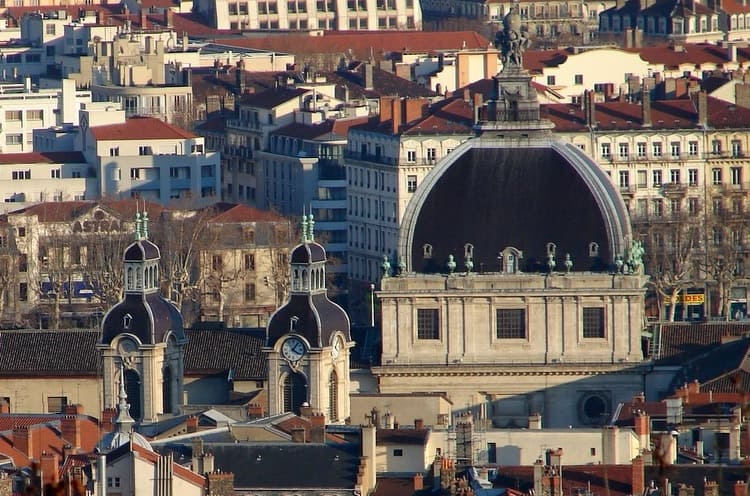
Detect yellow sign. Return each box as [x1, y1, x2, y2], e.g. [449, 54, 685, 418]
[663, 293, 705, 304]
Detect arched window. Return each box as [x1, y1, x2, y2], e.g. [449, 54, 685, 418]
[162, 366, 172, 414]
[301, 269, 308, 290]
[464, 243, 474, 259]
[124, 369, 142, 421]
[589, 242, 600, 257]
[328, 370, 338, 422]
[293, 269, 300, 290]
[283, 373, 307, 414]
[126, 267, 133, 289]
[423, 244, 433, 259]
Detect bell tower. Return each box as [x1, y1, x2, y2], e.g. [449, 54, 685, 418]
[264, 214, 353, 423]
[98, 208, 186, 424]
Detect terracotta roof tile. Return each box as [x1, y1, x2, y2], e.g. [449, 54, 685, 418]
[402, 97, 474, 135]
[0, 152, 86, 165]
[5, 200, 165, 223]
[272, 116, 368, 141]
[90, 116, 196, 141]
[624, 43, 750, 68]
[495, 465, 634, 496]
[206, 202, 287, 223]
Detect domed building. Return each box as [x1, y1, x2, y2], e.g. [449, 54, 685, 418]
[98, 212, 186, 424]
[264, 215, 353, 423]
[373, 16, 649, 429]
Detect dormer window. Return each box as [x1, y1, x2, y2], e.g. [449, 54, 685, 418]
[123, 314, 132, 329]
[589, 242, 599, 257]
[423, 244, 433, 259]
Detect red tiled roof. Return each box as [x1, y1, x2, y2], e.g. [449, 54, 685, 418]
[402, 97, 474, 135]
[215, 30, 490, 57]
[373, 477, 422, 496]
[496, 465, 634, 496]
[90, 116, 196, 141]
[543, 95, 750, 132]
[206, 202, 287, 223]
[273, 116, 368, 140]
[523, 49, 569, 73]
[624, 43, 750, 68]
[718, 0, 750, 15]
[5, 4, 120, 21]
[0, 151, 86, 165]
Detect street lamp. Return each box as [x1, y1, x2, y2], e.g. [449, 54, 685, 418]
[370, 283, 375, 327]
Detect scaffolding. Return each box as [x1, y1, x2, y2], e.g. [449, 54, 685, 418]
[448, 411, 488, 469]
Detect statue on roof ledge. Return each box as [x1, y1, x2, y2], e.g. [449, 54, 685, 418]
[494, 8, 530, 70]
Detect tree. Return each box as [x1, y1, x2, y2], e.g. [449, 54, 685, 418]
[0, 225, 18, 325]
[37, 229, 79, 328]
[83, 231, 132, 311]
[636, 207, 699, 322]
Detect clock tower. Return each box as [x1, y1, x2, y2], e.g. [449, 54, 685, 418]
[265, 214, 352, 423]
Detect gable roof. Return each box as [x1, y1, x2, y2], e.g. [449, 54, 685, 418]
[0, 330, 100, 377]
[0, 152, 86, 165]
[237, 87, 308, 109]
[656, 322, 750, 366]
[183, 328, 266, 380]
[272, 116, 369, 141]
[106, 442, 206, 487]
[495, 465, 634, 496]
[90, 116, 196, 141]
[4, 200, 165, 224]
[206, 202, 287, 223]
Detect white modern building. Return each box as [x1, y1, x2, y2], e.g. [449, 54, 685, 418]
[0, 78, 91, 153]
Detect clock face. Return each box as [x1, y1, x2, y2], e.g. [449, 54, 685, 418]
[282, 336, 306, 361]
[331, 336, 343, 359]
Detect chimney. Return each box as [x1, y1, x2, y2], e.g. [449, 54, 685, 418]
[182, 32, 188, 52]
[64, 404, 84, 415]
[291, 427, 306, 443]
[705, 481, 719, 496]
[61, 415, 82, 450]
[413, 473, 424, 491]
[528, 413, 542, 429]
[414, 418, 424, 430]
[300, 403, 313, 419]
[634, 411, 651, 449]
[632, 456, 645, 496]
[634, 392, 646, 403]
[140, 10, 147, 30]
[698, 92, 708, 128]
[679, 484, 695, 496]
[584, 90, 596, 128]
[473, 92, 484, 123]
[0, 399, 9, 414]
[625, 28, 634, 48]
[364, 62, 374, 90]
[202, 452, 215, 474]
[463, 87, 471, 102]
[101, 408, 116, 432]
[642, 88, 652, 127]
[40, 452, 59, 487]
[13, 426, 33, 456]
[206, 471, 235, 496]
[379, 96, 393, 124]
[310, 413, 326, 443]
[236, 59, 246, 94]
[247, 403, 263, 418]
[533, 458, 545, 496]
[360, 425, 376, 492]
[391, 97, 402, 135]
[734, 481, 747, 496]
[186, 416, 198, 433]
[403, 98, 429, 124]
[165, 9, 174, 28]
[602, 426, 618, 464]
[735, 83, 750, 109]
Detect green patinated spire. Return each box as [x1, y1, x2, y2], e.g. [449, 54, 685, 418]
[301, 214, 308, 243]
[142, 210, 149, 239]
[134, 212, 142, 240]
[308, 213, 315, 242]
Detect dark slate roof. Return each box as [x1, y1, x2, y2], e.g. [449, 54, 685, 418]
[266, 293, 350, 348]
[327, 65, 437, 100]
[199, 442, 360, 489]
[656, 323, 750, 366]
[673, 338, 750, 393]
[123, 239, 160, 261]
[290, 241, 326, 263]
[410, 147, 611, 273]
[0, 330, 99, 377]
[376, 429, 429, 445]
[184, 328, 266, 380]
[237, 87, 308, 109]
[101, 292, 184, 345]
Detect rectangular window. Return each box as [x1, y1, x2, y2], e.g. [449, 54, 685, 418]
[670, 169, 680, 183]
[109, 147, 119, 156]
[244, 253, 255, 270]
[547, 75, 556, 85]
[27, 109, 43, 120]
[731, 167, 742, 185]
[47, 396, 67, 413]
[688, 169, 698, 186]
[496, 309, 526, 339]
[688, 141, 698, 156]
[582, 307, 605, 338]
[712, 168, 723, 185]
[488, 443, 497, 463]
[600, 143, 611, 159]
[732, 140, 742, 157]
[12, 170, 31, 180]
[19, 282, 27, 301]
[713, 198, 723, 215]
[17, 227, 26, 237]
[652, 170, 662, 187]
[393, 449, 404, 456]
[407, 175, 417, 193]
[51, 169, 61, 179]
[138, 145, 152, 155]
[212, 254, 223, 271]
[712, 139, 722, 155]
[733, 197, 743, 215]
[6, 134, 22, 146]
[426, 148, 437, 163]
[688, 197, 699, 215]
[406, 150, 416, 163]
[417, 308, 440, 340]
[619, 171, 629, 188]
[244, 283, 256, 302]
[637, 142, 646, 158]
[670, 198, 680, 215]
[637, 170, 647, 187]
[652, 199, 663, 217]
[130, 169, 141, 180]
[670, 142, 680, 158]
[18, 254, 27, 272]
[5, 110, 21, 121]
[652, 142, 662, 157]
[618, 143, 629, 159]
[574, 74, 583, 85]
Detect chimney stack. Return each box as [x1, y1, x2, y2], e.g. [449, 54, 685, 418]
[642, 88, 652, 127]
[698, 92, 708, 128]
[186, 416, 198, 433]
[414, 418, 424, 429]
[165, 9, 174, 28]
[734, 481, 747, 496]
[61, 415, 82, 450]
[310, 412, 326, 443]
[634, 411, 651, 450]
[364, 62, 374, 91]
[13, 426, 33, 456]
[584, 90, 596, 128]
[291, 427, 306, 443]
[413, 473, 424, 491]
[101, 408, 116, 433]
[391, 97, 402, 135]
[40, 452, 59, 487]
[632, 456, 645, 496]
[140, 10, 147, 30]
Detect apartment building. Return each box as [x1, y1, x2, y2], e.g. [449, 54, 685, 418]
[193, 0, 422, 31]
[345, 95, 474, 284]
[0, 78, 90, 153]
